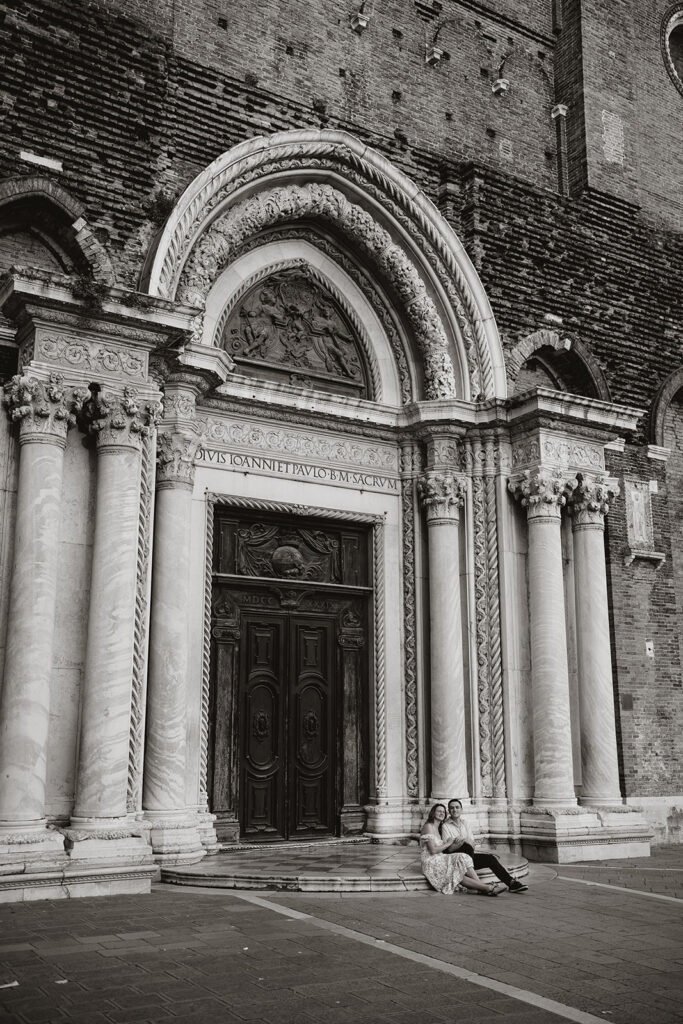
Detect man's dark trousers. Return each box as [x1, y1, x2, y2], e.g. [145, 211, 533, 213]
[458, 842, 515, 887]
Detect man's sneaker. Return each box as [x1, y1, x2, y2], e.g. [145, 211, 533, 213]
[508, 880, 528, 893]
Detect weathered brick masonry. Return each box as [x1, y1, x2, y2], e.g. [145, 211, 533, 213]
[0, 0, 681, 807]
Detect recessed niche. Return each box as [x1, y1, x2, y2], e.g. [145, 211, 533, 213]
[662, 5, 683, 95]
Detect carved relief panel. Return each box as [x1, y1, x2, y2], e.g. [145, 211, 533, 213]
[220, 267, 369, 398]
[216, 514, 369, 587]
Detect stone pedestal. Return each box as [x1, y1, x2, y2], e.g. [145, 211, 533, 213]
[510, 470, 576, 807]
[568, 474, 623, 806]
[0, 375, 87, 871]
[418, 468, 469, 801]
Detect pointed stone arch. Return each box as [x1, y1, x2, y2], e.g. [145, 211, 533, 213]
[145, 130, 505, 403]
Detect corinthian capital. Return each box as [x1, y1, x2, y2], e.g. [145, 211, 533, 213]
[508, 468, 573, 521]
[4, 373, 89, 445]
[156, 429, 203, 489]
[565, 472, 619, 528]
[417, 471, 467, 523]
[85, 385, 162, 451]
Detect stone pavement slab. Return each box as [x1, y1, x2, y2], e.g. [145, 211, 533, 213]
[0, 850, 680, 1024]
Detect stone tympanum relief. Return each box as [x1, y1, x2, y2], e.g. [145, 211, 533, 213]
[221, 267, 368, 398]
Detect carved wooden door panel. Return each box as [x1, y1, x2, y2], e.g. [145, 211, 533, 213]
[241, 616, 287, 839]
[289, 617, 335, 838]
[240, 612, 336, 840]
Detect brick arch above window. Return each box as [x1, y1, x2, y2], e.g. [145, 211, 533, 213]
[0, 176, 115, 284]
[651, 365, 683, 447]
[506, 329, 611, 401]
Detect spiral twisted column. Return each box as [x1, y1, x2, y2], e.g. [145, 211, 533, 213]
[509, 468, 577, 806]
[418, 467, 469, 801]
[0, 374, 88, 836]
[143, 377, 206, 863]
[566, 473, 622, 806]
[72, 386, 161, 829]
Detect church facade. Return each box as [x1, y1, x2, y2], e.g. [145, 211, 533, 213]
[0, 0, 681, 900]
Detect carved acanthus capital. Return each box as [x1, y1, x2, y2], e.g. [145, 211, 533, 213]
[4, 373, 89, 445]
[418, 471, 467, 523]
[565, 472, 619, 528]
[508, 468, 573, 521]
[84, 385, 162, 451]
[156, 428, 203, 488]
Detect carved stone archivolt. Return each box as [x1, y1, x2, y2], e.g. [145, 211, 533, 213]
[418, 470, 467, 522]
[178, 182, 456, 401]
[4, 373, 89, 443]
[147, 131, 505, 401]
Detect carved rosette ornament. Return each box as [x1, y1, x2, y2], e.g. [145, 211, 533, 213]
[156, 429, 203, 489]
[84, 386, 162, 451]
[418, 471, 467, 523]
[565, 473, 619, 529]
[508, 468, 574, 521]
[4, 373, 90, 445]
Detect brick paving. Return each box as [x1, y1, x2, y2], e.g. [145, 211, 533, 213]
[0, 850, 680, 1024]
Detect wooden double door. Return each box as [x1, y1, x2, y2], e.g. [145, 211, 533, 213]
[209, 510, 370, 842]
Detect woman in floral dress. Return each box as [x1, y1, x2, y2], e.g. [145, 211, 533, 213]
[420, 804, 501, 895]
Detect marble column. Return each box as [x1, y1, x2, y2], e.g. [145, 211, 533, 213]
[0, 375, 87, 844]
[72, 386, 160, 835]
[567, 473, 622, 806]
[142, 404, 205, 863]
[418, 469, 469, 800]
[509, 469, 576, 806]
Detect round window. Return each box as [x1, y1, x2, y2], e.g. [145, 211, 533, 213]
[662, 5, 683, 95]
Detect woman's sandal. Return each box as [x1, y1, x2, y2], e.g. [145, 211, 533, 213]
[480, 883, 503, 896]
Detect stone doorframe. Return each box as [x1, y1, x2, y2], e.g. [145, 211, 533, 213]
[201, 494, 387, 829]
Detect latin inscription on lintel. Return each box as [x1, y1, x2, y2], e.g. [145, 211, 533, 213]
[196, 447, 399, 493]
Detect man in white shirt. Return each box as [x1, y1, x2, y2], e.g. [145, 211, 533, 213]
[441, 798, 528, 893]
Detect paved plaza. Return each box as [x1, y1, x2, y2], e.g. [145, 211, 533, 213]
[0, 848, 681, 1024]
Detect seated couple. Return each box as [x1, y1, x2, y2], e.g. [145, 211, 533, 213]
[420, 799, 529, 896]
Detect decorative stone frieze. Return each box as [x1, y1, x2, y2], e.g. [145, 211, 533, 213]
[83, 385, 162, 451]
[508, 468, 573, 520]
[565, 472, 619, 528]
[4, 373, 89, 444]
[156, 429, 203, 489]
[418, 471, 467, 522]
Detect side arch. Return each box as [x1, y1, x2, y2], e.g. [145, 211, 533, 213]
[651, 365, 683, 446]
[144, 130, 506, 403]
[0, 176, 115, 284]
[507, 329, 611, 400]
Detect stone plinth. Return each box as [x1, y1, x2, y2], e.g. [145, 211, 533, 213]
[519, 808, 652, 863]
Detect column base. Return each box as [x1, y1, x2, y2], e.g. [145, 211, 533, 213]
[63, 817, 155, 869]
[519, 806, 653, 863]
[364, 800, 414, 841]
[340, 805, 366, 836]
[0, 821, 68, 877]
[144, 810, 206, 865]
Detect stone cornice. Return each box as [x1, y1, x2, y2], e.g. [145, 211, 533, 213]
[0, 267, 198, 348]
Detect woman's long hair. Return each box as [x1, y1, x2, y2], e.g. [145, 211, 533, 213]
[426, 802, 447, 835]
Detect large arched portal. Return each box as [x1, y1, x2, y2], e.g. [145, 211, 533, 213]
[143, 130, 506, 843]
[138, 130, 651, 859]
